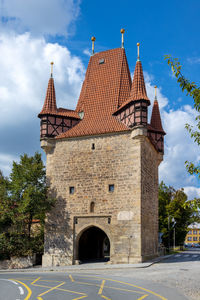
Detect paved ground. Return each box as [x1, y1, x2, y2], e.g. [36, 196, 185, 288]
[0, 249, 199, 300]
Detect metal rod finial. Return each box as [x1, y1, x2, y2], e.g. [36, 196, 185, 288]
[91, 36, 96, 55]
[137, 43, 140, 61]
[50, 62, 54, 77]
[120, 28, 125, 48]
[154, 85, 157, 100]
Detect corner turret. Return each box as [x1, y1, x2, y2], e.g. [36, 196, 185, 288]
[38, 62, 80, 140]
[148, 86, 166, 153]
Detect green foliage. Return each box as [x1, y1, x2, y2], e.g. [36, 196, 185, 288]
[159, 182, 195, 248]
[164, 55, 200, 178]
[0, 152, 55, 259]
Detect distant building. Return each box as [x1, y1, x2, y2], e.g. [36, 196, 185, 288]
[185, 223, 200, 245]
[38, 38, 165, 267]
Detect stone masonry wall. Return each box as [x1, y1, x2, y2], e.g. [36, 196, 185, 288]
[42, 130, 160, 266]
[141, 137, 160, 260]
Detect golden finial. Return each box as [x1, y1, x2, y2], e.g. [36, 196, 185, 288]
[137, 43, 140, 61]
[154, 85, 157, 100]
[120, 28, 125, 48]
[50, 62, 54, 77]
[91, 36, 96, 55]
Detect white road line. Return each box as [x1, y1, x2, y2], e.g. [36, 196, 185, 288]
[18, 286, 24, 295]
[175, 254, 181, 257]
[184, 255, 189, 257]
[0, 279, 18, 285]
[193, 255, 198, 257]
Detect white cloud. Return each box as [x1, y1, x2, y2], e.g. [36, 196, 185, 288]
[183, 186, 200, 200]
[83, 48, 91, 57]
[159, 106, 199, 189]
[0, 32, 85, 127]
[0, 0, 80, 36]
[144, 71, 168, 110]
[0, 153, 18, 176]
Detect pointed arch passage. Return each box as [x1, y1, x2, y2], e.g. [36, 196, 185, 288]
[78, 226, 110, 262]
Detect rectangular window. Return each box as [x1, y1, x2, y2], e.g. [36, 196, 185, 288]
[109, 184, 114, 192]
[193, 237, 197, 241]
[187, 237, 192, 241]
[193, 230, 197, 234]
[69, 186, 75, 194]
[188, 231, 192, 235]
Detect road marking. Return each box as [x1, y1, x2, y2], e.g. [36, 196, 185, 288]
[38, 281, 65, 297]
[12, 280, 32, 300]
[18, 286, 24, 295]
[184, 255, 189, 257]
[101, 295, 111, 300]
[72, 296, 88, 300]
[37, 297, 43, 300]
[34, 283, 87, 296]
[0, 279, 18, 285]
[77, 275, 167, 300]
[193, 255, 198, 257]
[69, 274, 75, 282]
[31, 277, 41, 284]
[137, 295, 149, 300]
[98, 280, 106, 294]
[175, 254, 181, 257]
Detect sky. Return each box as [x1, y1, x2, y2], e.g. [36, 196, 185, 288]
[0, 0, 200, 200]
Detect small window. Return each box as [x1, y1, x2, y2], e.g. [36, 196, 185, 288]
[193, 237, 197, 241]
[92, 143, 95, 150]
[193, 230, 197, 234]
[109, 184, 114, 192]
[90, 201, 95, 213]
[188, 230, 192, 235]
[99, 58, 104, 64]
[187, 237, 192, 241]
[69, 186, 75, 194]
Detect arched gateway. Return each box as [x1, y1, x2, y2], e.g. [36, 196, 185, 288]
[78, 226, 110, 262]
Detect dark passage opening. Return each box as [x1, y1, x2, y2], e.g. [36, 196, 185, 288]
[78, 226, 110, 263]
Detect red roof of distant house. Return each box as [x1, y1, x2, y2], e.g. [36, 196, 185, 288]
[57, 48, 132, 139]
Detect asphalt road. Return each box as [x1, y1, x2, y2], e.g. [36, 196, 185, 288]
[0, 249, 199, 300]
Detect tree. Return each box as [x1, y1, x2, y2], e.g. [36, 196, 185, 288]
[0, 152, 55, 258]
[159, 182, 195, 249]
[9, 152, 55, 238]
[165, 55, 200, 178]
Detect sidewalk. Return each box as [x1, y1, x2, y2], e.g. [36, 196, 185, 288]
[0, 254, 173, 273]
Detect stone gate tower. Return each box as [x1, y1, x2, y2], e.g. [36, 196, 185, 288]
[38, 38, 165, 267]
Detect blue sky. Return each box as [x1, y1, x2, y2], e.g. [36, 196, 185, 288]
[0, 0, 200, 199]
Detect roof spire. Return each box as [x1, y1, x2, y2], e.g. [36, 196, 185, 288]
[39, 64, 57, 115]
[120, 28, 125, 48]
[137, 43, 140, 61]
[150, 88, 165, 133]
[154, 85, 157, 100]
[50, 61, 54, 78]
[91, 36, 96, 55]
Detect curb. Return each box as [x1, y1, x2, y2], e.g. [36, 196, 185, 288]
[0, 254, 174, 273]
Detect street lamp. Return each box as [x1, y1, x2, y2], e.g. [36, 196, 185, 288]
[172, 217, 176, 250]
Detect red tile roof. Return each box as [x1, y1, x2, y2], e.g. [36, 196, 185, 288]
[56, 108, 80, 119]
[150, 99, 165, 134]
[39, 77, 57, 115]
[114, 60, 150, 113]
[57, 48, 131, 139]
[38, 77, 80, 119]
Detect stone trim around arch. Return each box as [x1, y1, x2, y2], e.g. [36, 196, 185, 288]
[74, 223, 112, 263]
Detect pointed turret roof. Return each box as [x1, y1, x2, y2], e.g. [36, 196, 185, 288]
[39, 76, 57, 115]
[129, 60, 150, 103]
[113, 57, 150, 115]
[150, 98, 165, 134]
